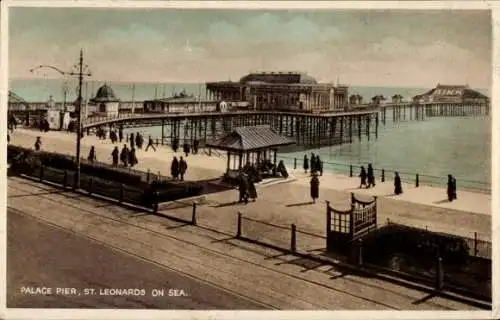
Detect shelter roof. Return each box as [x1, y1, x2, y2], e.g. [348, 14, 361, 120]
[91, 84, 119, 103]
[9, 91, 28, 105]
[206, 125, 295, 152]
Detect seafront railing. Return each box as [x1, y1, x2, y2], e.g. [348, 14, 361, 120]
[278, 155, 491, 193]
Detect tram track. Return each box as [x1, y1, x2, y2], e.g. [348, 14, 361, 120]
[7, 177, 475, 310]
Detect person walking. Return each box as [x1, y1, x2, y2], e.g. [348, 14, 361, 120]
[179, 156, 187, 181]
[34, 136, 42, 151]
[183, 142, 190, 157]
[128, 147, 138, 168]
[129, 133, 135, 149]
[248, 175, 257, 202]
[171, 156, 180, 180]
[118, 127, 123, 143]
[172, 138, 179, 153]
[317, 156, 323, 176]
[367, 163, 376, 188]
[111, 146, 119, 167]
[238, 172, 249, 204]
[359, 166, 367, 188]
[310, 153, 316, 174]
[120, 144, 129, 167]
[145, 135, 157, 152]
[310, 172, 320, 203]
[394, 172, 403, 195]
[87, 146, 96, 163]
[303, 155, 309, 173]
[452, 177, 457, 200]
[447, 174, 454, 201]
[193, 139, 199, 155]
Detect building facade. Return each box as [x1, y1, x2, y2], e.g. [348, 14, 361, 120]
[205, 72, 349, 112]
[413, 84, 489, 104]
[143, 91, 219, 113]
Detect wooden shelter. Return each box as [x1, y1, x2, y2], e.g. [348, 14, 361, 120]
[206, 125, 295, 174]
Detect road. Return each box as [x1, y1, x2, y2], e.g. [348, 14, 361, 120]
[6, 208, 266, 309]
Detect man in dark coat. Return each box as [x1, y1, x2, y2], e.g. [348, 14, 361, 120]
[247, 175, 257, 201]
[111, 146, 119, 166]
[179, 156, 187, 181]
[34, 136, 42, 151]
[128, 147, 138, 167]
[88, 146, 96, 163]
[137, 134, 144, 149]
[146, 135, 157, 152]
[172, 138, 179, 153]
[447, 174, 455, 201]
[303, 155, 309, 173]
[129, 133, 135, 149]
[183, 142, 190, 157]
[394, 172, 403, 195]
[310, 172, 320, 203]
[171, 156, 180, 180]
[193, 139, 199, 155]
[317, 156, 323, 176]
[118, 127, 123, 143]
[120, 144, 129, 167]
[452, 177, 457, 200]
[310, 153, 316, 174]
[238, 172, 249, 204]
[359, 166, 367, 188]
[367, 163, 376, 188]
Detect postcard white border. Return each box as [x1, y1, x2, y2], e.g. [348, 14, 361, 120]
[0, 1, 498, 320]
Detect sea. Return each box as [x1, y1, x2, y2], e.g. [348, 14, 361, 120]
[9, 79, 492, 190]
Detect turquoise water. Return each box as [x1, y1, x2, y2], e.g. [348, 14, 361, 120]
[280, 116, 491, 190]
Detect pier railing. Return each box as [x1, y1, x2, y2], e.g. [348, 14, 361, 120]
[279, 155, 491, 193]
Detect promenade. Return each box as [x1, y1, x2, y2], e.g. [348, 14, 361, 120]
[7, 177, 482, 310]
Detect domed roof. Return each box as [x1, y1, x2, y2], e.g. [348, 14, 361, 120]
[91, 84, 119, 103]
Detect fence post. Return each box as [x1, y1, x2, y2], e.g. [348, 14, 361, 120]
[415, 174, 419, 187]
[146, 170, 151, 184]
[63, 170, 68, 189]
[474, 232, 478, 257]
[349, 165, 353, 177]
[88, 178, 93, 195]
[435, 256, 444, 290]
[357, 239, 363, 266]
[291, 224, 297, 252]
[191, 202, 197, 225]
[119, 184, 124, 203]
[381, 169, 385, 182]
[236, 212, 242, 238]
[39, 165, 44, 182]
[153, 191, 159, 213]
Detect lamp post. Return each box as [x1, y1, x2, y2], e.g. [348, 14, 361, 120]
[30, 49, 92, 189]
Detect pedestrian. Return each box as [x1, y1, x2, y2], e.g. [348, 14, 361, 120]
[34, 136, 42, 151]
[172, 138, 179, 153]
[171, 156, 180, 180]
[110, 130, 117, 144]
[128, 147, 138, 167]
[111, 146, 119, 167]
[118, 127, 123, 143]
[238, 172, 249, 204]
[137, 134, 144, 149]
[193, 139, 199, 155]
[179, 156, 187, 181]
[145, 135, 157, 152]
[303, 155, 309, 173]
[367, 163, 376, 188]
[183, 142, 190, 157]
[87, 146, 96, 163]
[452, 177, 457, 200]
[317, 156, 323, 176]
[310, 153, 316, 174]
[447, 174, 454, 201]
[129, 133, 135, 149]
[135, 133, 141, 149]
[394, 172, 403, 195]
[359, 166, 367, 188]
[248, 175, 257, 201]
[310, 171, 320, 203]
[120, 144, 129, 167]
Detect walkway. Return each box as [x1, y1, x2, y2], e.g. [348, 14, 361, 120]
[10, 128, 491, 218]
[6, 177, 482, 311]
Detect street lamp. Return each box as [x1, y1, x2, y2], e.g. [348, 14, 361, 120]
[30, 49, 92, 189]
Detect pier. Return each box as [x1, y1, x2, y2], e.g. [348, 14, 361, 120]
[80, 109, 380, 148]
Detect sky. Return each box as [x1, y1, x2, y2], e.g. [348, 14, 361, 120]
[9, 8, 492, 88]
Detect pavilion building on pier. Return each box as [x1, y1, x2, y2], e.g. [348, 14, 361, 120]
[412, 84, 489, 104]
[205, 72, 349, 112]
